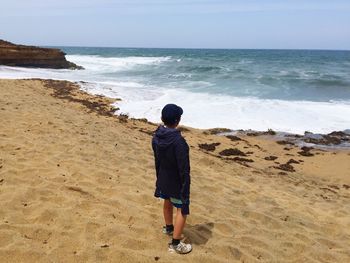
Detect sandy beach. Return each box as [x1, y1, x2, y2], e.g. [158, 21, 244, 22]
[0, 79, 350, 262]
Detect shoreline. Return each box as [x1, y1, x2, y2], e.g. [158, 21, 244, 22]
[1, 68, 349, 135]
[28, 78, 350, 150]
[75, 79, 350, 151]
[1, 78, 350, 262]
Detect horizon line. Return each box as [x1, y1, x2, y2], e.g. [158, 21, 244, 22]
[4, 39, 349, 52]
[46, 44, 350, 52]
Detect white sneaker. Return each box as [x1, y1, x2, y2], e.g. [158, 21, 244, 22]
[168, 242, 192, 254]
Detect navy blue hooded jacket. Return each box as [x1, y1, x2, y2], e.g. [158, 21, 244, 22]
[152, 125, 191, 215]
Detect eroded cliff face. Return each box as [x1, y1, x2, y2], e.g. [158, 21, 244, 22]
[0, 40, 83, 69]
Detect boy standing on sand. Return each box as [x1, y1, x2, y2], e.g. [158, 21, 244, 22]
[152, 104, 192, 254]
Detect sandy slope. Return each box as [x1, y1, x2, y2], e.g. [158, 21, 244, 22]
[0, 79, 349, 263]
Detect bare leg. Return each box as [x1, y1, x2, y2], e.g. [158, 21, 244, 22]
[163, 199, 173, 225]
[173, 208, 187, 239]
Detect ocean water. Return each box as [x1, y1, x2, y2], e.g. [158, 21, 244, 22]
[1, 47, 350, 134]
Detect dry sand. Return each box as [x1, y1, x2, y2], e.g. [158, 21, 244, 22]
[0, 79, 349, 263]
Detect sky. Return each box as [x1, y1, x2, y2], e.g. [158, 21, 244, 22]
[0, 0, 350, 50]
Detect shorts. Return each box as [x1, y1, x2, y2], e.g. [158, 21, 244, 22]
[159, 193, 183, 208]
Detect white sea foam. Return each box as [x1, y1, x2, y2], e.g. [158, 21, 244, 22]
[66, 55, 171, 72]
[111, 87, 350, 134]
[1, 54, 350, 134]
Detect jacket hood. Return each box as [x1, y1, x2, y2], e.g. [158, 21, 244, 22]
[153, 125, 181, 148]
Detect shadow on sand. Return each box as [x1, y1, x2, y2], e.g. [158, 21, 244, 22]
[184, 222, 214, 245]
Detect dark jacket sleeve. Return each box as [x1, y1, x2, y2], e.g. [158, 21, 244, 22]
[152, 137, 161, 197]
[174, 137, 191, 214]
[152, 137, 159, 178]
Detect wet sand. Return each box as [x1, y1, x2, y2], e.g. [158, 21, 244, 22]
[0, 79, 349, 263]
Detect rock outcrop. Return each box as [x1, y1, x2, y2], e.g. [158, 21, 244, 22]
[0, 40, 83, 69]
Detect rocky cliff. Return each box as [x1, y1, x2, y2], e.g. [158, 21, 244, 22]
[0, 40, 83, 69]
